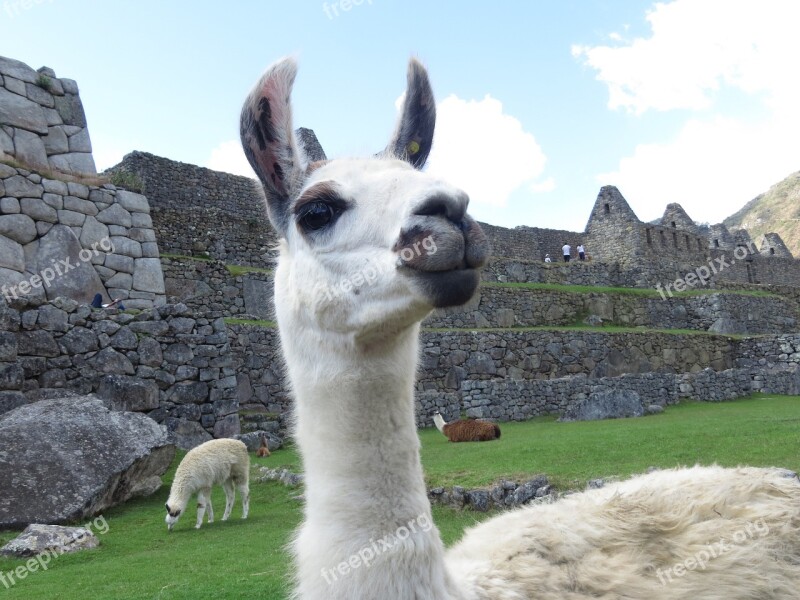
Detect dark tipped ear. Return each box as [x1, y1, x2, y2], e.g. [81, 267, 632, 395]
[240, 57, 305, 236]
[385, 58, 436, 169]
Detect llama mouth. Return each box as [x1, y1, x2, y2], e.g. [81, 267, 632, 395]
[403, 266, 480, 308]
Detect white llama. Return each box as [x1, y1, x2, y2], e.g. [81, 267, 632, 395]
[240, 57, 800, 599]
[164, 439, 250, 531]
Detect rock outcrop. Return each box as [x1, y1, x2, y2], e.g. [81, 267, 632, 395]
[0, 394, 175, 528]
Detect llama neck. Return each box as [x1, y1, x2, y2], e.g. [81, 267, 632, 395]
[284, 321, 463, 598]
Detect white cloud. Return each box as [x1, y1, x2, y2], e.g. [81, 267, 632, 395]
[573, 0, 800, 114]
[598, 115, 800, 224]
[206, 140, 256, 178]
[425, 94, 548, 209]
[578, 0, 800, 224]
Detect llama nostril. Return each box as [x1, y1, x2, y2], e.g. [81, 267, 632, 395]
[413, 193, 467, 225]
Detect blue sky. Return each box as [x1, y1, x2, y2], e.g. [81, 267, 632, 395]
[3, 0, 799, 234]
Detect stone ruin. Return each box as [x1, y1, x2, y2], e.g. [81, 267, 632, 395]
[3, 53, 800, 526]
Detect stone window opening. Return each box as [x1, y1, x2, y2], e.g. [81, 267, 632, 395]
[671, 221, 676, 228]
[770, 248, 775, 255]
[672, 231, 678, 247]
[604, 203, 610, 214]
[646, 228, 652, 244]
[714, 239, 719, 248]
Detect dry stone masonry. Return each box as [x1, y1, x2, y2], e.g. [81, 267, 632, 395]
[0, 57, 95, 175]
[0, 163, 165, 308]
[4, 51, 800, 457]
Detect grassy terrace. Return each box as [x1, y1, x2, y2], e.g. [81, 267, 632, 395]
[421, 324, 756, 338]
[223, 318, 756, 338]
[1, 396, 797, 599]
[225, 265, 273, 277]
[482, 281, 782, 298]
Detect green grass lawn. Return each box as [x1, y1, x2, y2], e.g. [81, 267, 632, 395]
[1, 395, 798, 599]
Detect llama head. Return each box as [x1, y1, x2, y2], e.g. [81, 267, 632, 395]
[164, 502, 181, 531]
[241, 58, 489, 343]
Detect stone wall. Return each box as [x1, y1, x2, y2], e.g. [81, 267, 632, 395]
[161, 257, 273, 320]
[108, 151, 278, 268]
[426, 285, 799, 334]
[0, 298, 238, 448]
[415, 366, 799, 426]
[0, 163, 165, 309]
[0, 56, 95, 175]
[484, 250, 800, 290]
[417, 330, 736, 392]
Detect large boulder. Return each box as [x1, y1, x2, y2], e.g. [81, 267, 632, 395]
[0, 394, 175, 528]
[560, 389, 645, 422]
[33, 225, 106, 303]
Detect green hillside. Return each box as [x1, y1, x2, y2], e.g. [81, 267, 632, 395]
[724, 170, 800, 254]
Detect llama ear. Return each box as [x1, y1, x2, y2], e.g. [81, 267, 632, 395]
[385, 58, 436, 169]
[240, 57, 305, 236]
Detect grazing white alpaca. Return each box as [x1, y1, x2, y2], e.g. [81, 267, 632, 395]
[164, 439, 250, 531]
[240, 57, 800, 599]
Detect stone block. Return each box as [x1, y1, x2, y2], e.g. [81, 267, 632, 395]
[0, 214, 36, 244]
[96, 203, 131, 227]
[97, 374, 160, 412]
[20, 197, 57, 223]
[67, 128, 91, 153]
[56, 209, 86, 227]
[110, 236, 141, 258]
[42, 126, 68, 154]
[79, 215, 110, 249]
[0, 87, 47, 134]
[12, 129, 48, 170]
[115, 190, 150, 214]
[48, 153, 96, 176]
[66, 182, 89, 199]
[132, 257, 165, 293]
[0, 234, 24, 272]
[0, 197, 19, 214]
[53, 93, 87, 128]
[41, 179, 68, 195]
[63, 195, 98, 216]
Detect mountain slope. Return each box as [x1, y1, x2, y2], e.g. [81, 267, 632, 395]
[724, 170, 800, 254]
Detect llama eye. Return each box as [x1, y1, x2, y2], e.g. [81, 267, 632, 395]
[298, 202, 338, 232]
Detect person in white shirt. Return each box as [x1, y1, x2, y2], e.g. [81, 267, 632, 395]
[544, 254, 552, 263]
[562, 243, 571, 262]
[577, 244, 586, 261]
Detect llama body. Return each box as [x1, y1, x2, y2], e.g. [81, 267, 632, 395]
[256, 435, 271, 457]
[240, 57, 800, 599]
[165, 438, 250, 530]
[433, 413, 501, 442]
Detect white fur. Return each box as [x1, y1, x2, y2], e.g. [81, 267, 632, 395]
[433, 412, 446, 434]
[241, 58, 800, 600]
[164, 439, 250, 530]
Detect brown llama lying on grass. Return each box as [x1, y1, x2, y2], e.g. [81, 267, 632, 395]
[433, 413, 501, 442]
[256, 435, 271, 457]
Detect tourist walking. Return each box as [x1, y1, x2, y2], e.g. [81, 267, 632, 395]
[578, 244, 586, 261]
[562, 242, 571, 262]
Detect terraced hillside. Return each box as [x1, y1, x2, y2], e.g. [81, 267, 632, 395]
[725, 169, 800, 254]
